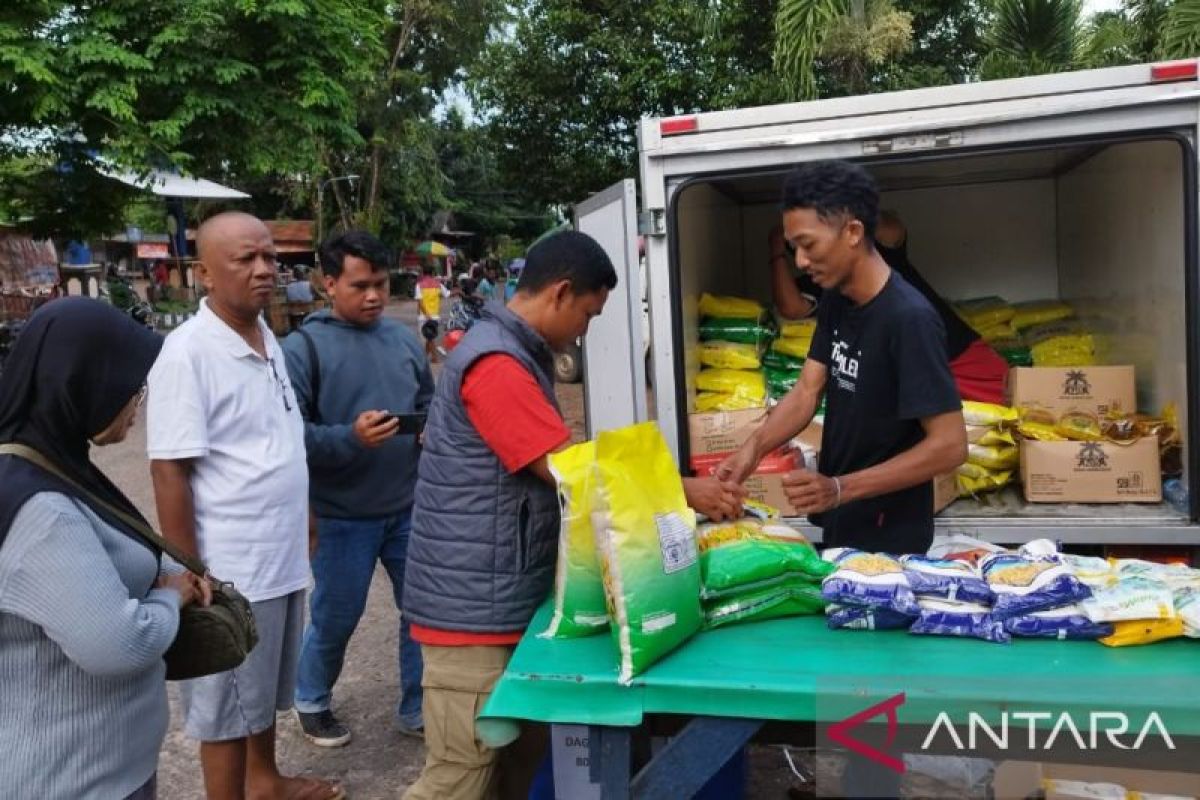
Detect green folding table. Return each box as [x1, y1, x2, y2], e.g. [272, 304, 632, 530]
[479, 602, 1200, 798]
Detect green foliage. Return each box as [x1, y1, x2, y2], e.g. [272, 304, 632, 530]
[980, 0, 1084, 79]
[1161, 0, 1200, 58]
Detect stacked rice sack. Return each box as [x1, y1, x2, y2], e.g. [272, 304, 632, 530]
[820, 549, 922, 631]
[981, 540, 1105, 641]
[1062, 555, 1200, 647]
[764, 318, 813, 402]
[902, 555, 1008, 643]
[958, 401, 1020, 498]
[696, 293, 773, 411]
[955, 296, 1100, 367]
[697, 519, 834, 629]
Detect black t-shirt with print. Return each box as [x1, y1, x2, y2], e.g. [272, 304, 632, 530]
[806, 271, 962, 555]
[793, 243, 979, 360]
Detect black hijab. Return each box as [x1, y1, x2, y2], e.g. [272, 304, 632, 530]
[0, 297, 162, 550]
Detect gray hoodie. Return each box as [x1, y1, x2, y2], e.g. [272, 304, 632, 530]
[282, 310, 433, 519]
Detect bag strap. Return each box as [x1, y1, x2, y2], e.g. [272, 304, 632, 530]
[0, 443, 209, 577]
[295, 327, 322, 424]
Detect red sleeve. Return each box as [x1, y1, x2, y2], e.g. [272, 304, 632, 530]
[461, 354, 571, 473]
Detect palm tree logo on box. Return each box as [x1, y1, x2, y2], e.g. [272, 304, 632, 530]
[1076, 442, 1108, 471]
[1062, 370, 1091, 397]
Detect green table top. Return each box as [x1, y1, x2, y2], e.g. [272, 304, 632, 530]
[477, 602, 1200, 745]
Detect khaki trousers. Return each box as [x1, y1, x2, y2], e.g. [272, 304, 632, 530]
[404, 644, 546, 800]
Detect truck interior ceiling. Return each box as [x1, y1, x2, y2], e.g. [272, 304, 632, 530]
[670, 134, 1197, 528]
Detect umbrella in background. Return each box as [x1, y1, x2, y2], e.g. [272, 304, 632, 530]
[507, 257, 526, 273]
[414, 240, 451, 257]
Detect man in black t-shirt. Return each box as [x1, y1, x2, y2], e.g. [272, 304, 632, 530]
[770, 210, 1009, 403]
[720, 160, 967, 556]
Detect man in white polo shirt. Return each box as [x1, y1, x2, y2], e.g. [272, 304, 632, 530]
[147, 212, 343, 800]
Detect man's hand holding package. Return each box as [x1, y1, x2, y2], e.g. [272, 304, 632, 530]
[714, 442, 761, 486]
[782, 469, 840, 514]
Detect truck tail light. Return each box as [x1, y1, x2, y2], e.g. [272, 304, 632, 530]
[660, 116, 699, 136]
[1151, 60, 1198, 82]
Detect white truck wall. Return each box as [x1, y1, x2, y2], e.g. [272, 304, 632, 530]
[737, 180, 1058, 306]
[1058, 139, 1189, 461]
[676, 182, 744, 406]
[881, 180, 1059, 302]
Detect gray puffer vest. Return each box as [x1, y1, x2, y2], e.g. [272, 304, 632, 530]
[403, 302, 562, 632]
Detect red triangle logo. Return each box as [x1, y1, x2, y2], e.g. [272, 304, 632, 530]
[826, 692, 907, 774]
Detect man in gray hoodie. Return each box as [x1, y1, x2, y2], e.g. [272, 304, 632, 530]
[283, 229, 433, 747]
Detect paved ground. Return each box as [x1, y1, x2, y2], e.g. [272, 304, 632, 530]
[89, 297, 976, 799]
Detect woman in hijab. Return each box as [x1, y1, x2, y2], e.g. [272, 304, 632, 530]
[0, 298, 209, 799]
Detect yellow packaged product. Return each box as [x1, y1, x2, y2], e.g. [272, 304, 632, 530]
[698, 341, 762, 370]
[1017, 408, 1066, 441]
[961, 400, 1018, 428]
[770, 336, 813, 359]
[967, 442, 1019, 470]
[698, 293, 764, 321]
[696, 368, 766, 402]
[1098, 617, 1185, 647]
[976, 428, 1015, 447]
[1055, 411, 1103, 441]
[1010, 300, 1073, 330]
[695, 392, 762, 412]
[778, 318, 817, 339]
[1031, 340, 1096, 367]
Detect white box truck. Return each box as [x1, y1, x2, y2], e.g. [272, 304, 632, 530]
[576, 58, 1200, 547]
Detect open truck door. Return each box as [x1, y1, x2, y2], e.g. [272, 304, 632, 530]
[574, 178, 648, 437]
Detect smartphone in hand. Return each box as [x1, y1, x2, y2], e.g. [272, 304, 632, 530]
[385, 412, 427, 436]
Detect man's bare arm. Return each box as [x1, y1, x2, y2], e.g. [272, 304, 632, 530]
[150, 459, 199, 561]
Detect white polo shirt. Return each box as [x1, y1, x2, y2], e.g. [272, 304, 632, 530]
[146, 299, 309, 602]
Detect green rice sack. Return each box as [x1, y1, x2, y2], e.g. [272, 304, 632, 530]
[703, 581, 827, 630]
[593, 422, 702, 684]
[540, 441, 608, 639]
[697, 520, 834, 600]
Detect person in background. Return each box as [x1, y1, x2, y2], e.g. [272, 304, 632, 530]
[286, 266, 316, 331]
[473, 265, 495, 301]
[152, 259, 170, 301]
[770, 208, 1008, 403]
[284, 230, 432, 747]
[415, 263, 449, 364]
[147, 212, 343, 800]
[402, 231, 744, 800]
[0, 298, 209, 800]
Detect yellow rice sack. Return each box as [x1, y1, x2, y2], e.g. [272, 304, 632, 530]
[698, 293, 764, 321]
[961, 400, 1018, 428]
[967, 442, 1019, 471]
[956, 297, 1015, 331]
[778, 318, 817, 339]
[1010, 300, 1073, 330]
[957, 470, 1013, 497]
[695, 368, 766, 402]
[770, 336, 814, 359]
[698, 341, 762, 370]
[541, 441, 607, 639]
[592, 423, 702, 684]
[1098, 617, 1185, 647]
[977, 322, 1017, 342]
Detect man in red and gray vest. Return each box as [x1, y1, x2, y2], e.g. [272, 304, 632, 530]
[403, 231, 745, 799]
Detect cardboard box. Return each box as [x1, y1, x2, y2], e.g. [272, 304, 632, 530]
[691, 450, 798, 513]
[688, 408, 821, 457]
[688, 408, 769, 456]
[992, 761, 1199, 800]
[1009, 366, 1136, 417]
[1021, 437, 1162, 503]
[933, 469, 958, 514]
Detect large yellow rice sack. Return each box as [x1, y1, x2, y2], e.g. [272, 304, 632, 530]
[778, 318, 818, 339]
[592, 423, 702, 684]
[695, 392, 763, 412]
[770, 336, 814, 359]
[961, 400, 1018, 428]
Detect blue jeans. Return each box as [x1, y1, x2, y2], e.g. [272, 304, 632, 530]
[294, 512, 424, 727]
